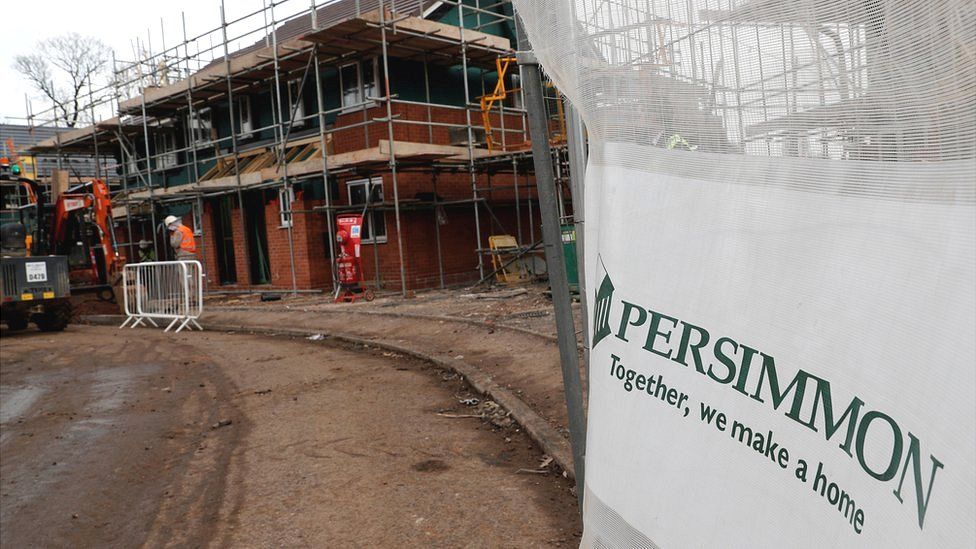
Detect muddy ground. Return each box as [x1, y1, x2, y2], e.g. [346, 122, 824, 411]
[206, 282, 579, 341]
[0, 325, 580, 547]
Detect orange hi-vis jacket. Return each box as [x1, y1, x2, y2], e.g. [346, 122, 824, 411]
[175, 224, 197, 254]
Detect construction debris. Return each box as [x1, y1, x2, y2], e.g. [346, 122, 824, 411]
[436, 413, 482, 419]
[460, 288, 529, 300]
[211, 419, 233, 429]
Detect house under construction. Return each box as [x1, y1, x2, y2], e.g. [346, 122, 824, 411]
[29, 0, 570, 294]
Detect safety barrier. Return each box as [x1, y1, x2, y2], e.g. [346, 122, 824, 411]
[120, 260, 203, 333]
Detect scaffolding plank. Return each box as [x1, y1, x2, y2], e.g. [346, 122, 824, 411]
[30, 117, 123, 152]
[128, 171, 264, 200]
[700, 0, 868, 23]
[118, 38, 314, 115]
[130, 138, 492, 200]
[360, 9, 509, 51]
[302, 9, 510, 67]
[378, 139, 492, 161]
[105, 8, 511, 121]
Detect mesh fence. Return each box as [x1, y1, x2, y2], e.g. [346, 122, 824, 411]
[513, 1, 975, 546]
[515, 0, 975, 200]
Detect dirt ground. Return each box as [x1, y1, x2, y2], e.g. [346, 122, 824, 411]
[200, 282, 590, 448]
[0, 325, 581, 547]
[206, 282, 581, 340]
[69, 291, 125, 318]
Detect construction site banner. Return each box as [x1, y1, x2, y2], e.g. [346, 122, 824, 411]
[513, 1, 976, 547]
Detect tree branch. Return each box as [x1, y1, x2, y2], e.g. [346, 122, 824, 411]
[14, 33, 112, 127]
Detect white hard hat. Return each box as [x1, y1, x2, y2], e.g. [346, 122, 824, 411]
[163, 215, 179, 226]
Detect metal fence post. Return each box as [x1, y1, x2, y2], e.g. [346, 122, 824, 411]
[565, 101, 590, 389]
[517, 15, 586, 513]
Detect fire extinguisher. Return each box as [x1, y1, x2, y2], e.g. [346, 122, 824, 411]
[334, 214, 373, 302]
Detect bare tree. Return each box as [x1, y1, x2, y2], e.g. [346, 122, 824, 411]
[14, 33, 112, 127]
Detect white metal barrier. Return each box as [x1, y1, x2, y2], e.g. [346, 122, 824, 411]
[120, 260, 203, 333]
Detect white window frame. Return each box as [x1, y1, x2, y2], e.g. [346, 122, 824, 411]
[278, 185, 295, 228]
[509, 71, 524, 110]
[347, 177, 386, 243]
[339, 58, 380, 112]
[190, 107, 213, 148]
[362, 57, 379, 103]
[125, 147, 140, 178]
[155, 133, 178, 170]
[237, 96, 253, 139]
[339, 62, 361, 111]
[287, 80, 306, 128]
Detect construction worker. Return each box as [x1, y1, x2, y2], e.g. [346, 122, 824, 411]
[137, 240, 155, 263]
[163, 216, 199, 306]
[666, 133, 698, 151]
[164, 215, 197, 260]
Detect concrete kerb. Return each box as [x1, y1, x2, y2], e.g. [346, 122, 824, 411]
[81, 314, 576, 480]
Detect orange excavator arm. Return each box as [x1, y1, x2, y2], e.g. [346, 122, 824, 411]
[51, 179, 124, 285]
[87, 178, 123, 278]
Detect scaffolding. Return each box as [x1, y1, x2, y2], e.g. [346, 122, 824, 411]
[21, 0, 966, 295]
[24, 0, 576, 296]
[545, 0, 958, 164]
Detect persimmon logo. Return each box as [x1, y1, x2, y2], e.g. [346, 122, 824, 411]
[592, 258, 614, 347]
[593, 271, 944, 530]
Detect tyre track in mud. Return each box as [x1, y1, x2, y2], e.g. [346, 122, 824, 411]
[0, 327, 242, 548]
[2, 324, 582, 547]
[195, 306, 586, 476]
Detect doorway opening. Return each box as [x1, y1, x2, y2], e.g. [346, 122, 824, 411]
[243, 190, 271, 285]
[212, 196, 237, 284]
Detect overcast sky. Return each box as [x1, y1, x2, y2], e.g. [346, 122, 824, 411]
[0, 0, 307, 124]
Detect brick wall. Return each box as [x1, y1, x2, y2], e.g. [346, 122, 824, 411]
[206, 172, 543, 293]
[115, 165, 549, 295]
[331, 102, 528, 153]
[199, 197, 253, 290]
[264, 190, 335, 289]
[316, 169, 543, 292]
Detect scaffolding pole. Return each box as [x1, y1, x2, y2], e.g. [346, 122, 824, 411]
[423, 50, 444, 289]
[311, 5, 339, 291]
[512, 155, 522, 245]
[139, 88, 160, 255]
[458, 1, 486, 280]
[112, 52, 138, 263]
[269, 0, 300, 294]
[379, 3, 409, 296]
[432, 172, 445, 289]
[183, 11, 209, 288]
[220, 0, 253, 289]
[85, 82, 102, 181]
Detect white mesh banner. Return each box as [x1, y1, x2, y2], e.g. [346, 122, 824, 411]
[513, 1, 975, 546]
